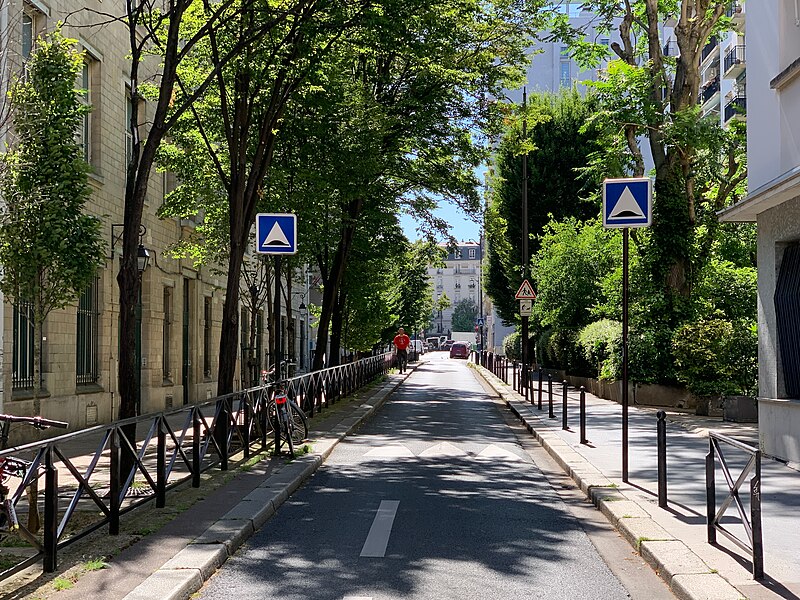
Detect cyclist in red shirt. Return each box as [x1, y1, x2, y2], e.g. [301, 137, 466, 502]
[393, 327, 411, 374]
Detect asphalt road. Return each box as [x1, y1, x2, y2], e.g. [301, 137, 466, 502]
[197, 354, 673, 599]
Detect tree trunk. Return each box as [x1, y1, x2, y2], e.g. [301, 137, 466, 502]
[645, 162, 694, 321]
[329, 289, 344, 368]
[217, 238, 246, 395]
[312, 199, 363, 371]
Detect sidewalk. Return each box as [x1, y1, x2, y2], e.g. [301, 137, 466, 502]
[8, 362, 420, 600]
[472, 362, 800, 600]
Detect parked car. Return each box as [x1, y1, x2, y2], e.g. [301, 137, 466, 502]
[410, 339, 425, 355]
[442, 340, 455, 351]
[449, 342, 469, 359]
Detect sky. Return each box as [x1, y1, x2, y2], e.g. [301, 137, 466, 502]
[400, 166, 487, 243]
[400, 202, 482, 243]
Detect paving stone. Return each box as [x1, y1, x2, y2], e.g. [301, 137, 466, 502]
[671, 573, 745, 600]
[598, 498, 652, 525]
[255, 483, 289, 506]
[640, 540, 713, 581]
[191, 518, 254, 554]
[616, 517, 674, 550]
[160, 543, 229, 579]
[123, 568, 202, 600]
[576, 474, 615, 496]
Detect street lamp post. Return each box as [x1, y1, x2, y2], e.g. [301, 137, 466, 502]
[299, 301, 308, 372]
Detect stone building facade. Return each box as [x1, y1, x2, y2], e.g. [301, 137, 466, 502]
[0, 0, 307, 441]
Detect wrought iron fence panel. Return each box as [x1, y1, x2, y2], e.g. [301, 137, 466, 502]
[706, 432, 763, 579]
[0, 352, 392, 580]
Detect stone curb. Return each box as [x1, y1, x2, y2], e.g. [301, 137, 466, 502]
[123, 365, 416, 600]
[469, 363, 746, 600]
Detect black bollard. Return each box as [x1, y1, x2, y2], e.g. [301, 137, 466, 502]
[562, 380, 568, 430]
[580, 386, 587, 444]
[528, 368, 534, 405]
[548, 374, 554, 418]
[657, 410, 667, 508]
[538, 370, 543, 410]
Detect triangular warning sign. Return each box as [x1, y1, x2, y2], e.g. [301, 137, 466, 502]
[609, 186, 645, 219]
[264, 222, 290, 247]
[515, 279, 536, 299]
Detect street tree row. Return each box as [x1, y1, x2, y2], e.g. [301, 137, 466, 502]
[485, 2, 755, 396]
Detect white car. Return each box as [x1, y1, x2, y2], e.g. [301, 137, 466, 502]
[410, 339, 425, 355]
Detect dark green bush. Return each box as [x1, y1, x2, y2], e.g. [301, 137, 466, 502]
[628, 325, 677, 384]
[672, 318, 757, 396]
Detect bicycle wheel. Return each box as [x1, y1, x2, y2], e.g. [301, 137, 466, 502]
[288, 401, 308, 444]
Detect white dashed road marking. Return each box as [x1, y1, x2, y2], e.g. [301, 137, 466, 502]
[360, 500, 400, 557]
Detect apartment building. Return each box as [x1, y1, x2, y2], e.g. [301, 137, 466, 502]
[692, 2, 746, 126]
[718, 2, 800, 463]
[429, 242, 483, 336]
[0, 0, 306, 438]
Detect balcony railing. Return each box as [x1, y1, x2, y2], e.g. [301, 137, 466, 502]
[724, 95, 746, 122]
[700, 79, 720, 104]
[726, 1, 743, 18]
[701, 36, 718, 62]
[724, 45, 745, 75]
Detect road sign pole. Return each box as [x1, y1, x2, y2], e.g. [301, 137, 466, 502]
[521, 88, 529, 396]
[622, 227, 629, 483]
[273, 255, 282, 376]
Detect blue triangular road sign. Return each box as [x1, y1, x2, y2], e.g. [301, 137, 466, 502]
[256, 213, 297, 254]
[603, 178, 652, 228]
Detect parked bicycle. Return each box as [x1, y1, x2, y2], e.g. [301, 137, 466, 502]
[260, 365, 308, 457]
[0, 414, 68, 540]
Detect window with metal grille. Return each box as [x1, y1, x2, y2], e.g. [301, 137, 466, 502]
[13, 301, 35, 390]
[163, 287, 172, 381]
[775, 244, 800, 397]
[203, 297, 212, 377]
[76, 279, 100, 385]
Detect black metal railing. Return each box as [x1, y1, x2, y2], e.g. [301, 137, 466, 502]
[0, 352, 393, 580]
[724, 95, 746, 122]
[706, 432, 763, 579]
[700, 79, 720, 104]
[701, 36, 718, 62]
[724, 44, 745, 73]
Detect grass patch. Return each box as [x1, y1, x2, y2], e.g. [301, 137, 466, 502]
[52, 576, 76, 591]
[636, 536, 653, 550]
[0, 554, 25, 572]
[83, 558, 108, 571]
[0, 535, 31, 548]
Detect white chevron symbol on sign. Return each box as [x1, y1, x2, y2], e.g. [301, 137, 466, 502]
[609, 186, 645, 219]
[264, 222, 290, 247]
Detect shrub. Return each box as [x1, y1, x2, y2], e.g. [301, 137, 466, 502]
[628, 325, 677, 384]
[578, 320, 622, 380]
[538, 328, 589, 373]
[672, 318, 757, 396]
[695, 259, 757, 322]
[503, 331, 522, 360]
